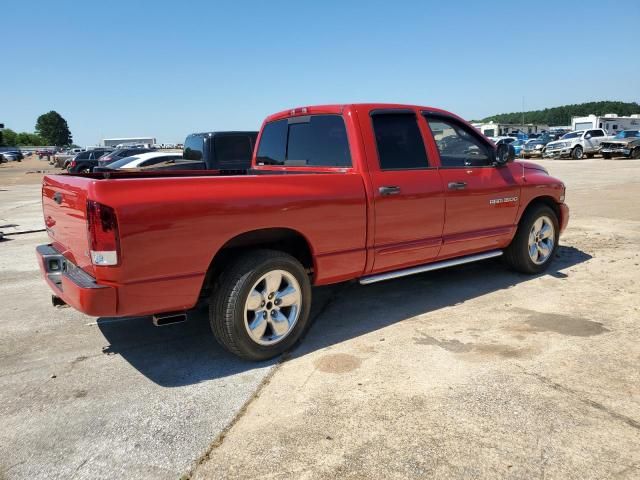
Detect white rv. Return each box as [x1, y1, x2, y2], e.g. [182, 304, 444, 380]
[572, 114, 640, 135]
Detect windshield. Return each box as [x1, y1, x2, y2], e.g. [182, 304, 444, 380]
[562, 131, 583, 139]
[614, 130, 640, 139]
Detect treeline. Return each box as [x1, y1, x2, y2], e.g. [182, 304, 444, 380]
[480, 101, 640, 126]
[0, 110, 73, 147]
[0, 129, 47, 146]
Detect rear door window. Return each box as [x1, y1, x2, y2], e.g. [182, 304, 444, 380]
[371, 112, 429, 170]
[256, 115, 351, 167]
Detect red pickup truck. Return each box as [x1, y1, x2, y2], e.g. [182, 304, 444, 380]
[38, 104, 569, 360]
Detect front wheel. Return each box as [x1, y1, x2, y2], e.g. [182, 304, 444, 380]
[210, 250, 312, 361]
[571, 146, 584, 159]
[632, 147, 640, 160]
[504, 205, 559, 274]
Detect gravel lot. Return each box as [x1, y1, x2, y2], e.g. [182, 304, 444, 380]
[1, 156, 639, 479]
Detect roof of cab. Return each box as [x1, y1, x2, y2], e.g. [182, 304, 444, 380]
[264, 103, 462, 123]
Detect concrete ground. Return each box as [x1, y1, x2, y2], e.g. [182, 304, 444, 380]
[1, 157, 639, 479]
[1, 159, 281, 479]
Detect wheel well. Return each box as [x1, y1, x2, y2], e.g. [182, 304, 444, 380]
[520, 196, 561, 224]
[199, 228, 314, 299]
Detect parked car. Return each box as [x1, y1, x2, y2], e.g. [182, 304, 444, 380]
[543, 129, 608, 159]
[521, 134, 556, 158]
[183, 131, 258, 172]
[599, 130, 640, 159]
[511, 139, 526, 156]
[36, 149, 56, 159]
[38, 103, 568, 361]
[0, 151, 23, 162]
[67, 149, 113, 173]
[97, 147, 156, 167]
[95, 152, 185, 171]
[52, 150, 77, 168]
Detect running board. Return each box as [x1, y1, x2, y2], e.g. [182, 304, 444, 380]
[359, 250, 503, 285]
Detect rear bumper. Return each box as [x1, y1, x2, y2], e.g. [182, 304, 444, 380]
[36, 244, 117, 317]
[559, 203, 570, 234]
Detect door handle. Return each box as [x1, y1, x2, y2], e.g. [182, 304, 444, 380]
[379, 185, 401, 196]
[448, 181, 467, 190]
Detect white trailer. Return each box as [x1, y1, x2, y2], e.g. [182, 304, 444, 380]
[103, 137, 156, 148]
[572, 114, 640, 135]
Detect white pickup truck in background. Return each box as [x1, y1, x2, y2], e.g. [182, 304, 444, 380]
[543, 128, 609, 159]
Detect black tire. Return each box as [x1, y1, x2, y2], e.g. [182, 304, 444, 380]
[209, 249, 312, 361]
[504, 204, 559, 274]
[586, 153, 594, 159]
[571, 145, 584, 159]
[632, 147, 640, 160]
[602, 152, 611, 159]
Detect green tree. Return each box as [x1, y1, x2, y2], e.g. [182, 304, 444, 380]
[481, 101, 640, 126]
[35, 111, 72, 146]
[2, 128, 18, 146]
[16, 132, 47, 146]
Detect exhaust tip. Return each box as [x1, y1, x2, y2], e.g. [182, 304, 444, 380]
[152, 312, 187, 327]
[52, 295, 67, 307]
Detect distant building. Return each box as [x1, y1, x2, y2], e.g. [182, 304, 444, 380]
[571, 114, 640, 135]
[472, 121, 550, 138]
[103, 137, 156, 148]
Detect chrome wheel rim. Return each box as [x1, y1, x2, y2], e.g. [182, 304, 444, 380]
[243, 269, 302, 346]
[528, 216, 555, 265]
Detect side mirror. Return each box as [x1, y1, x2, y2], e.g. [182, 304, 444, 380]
[585, 133, 592, 139]
[495, 143, 515, 165]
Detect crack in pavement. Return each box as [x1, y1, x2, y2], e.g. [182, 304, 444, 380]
[524, 370, 640, 431]
[182, 281, 353, 480]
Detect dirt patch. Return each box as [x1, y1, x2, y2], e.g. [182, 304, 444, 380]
[314, 353, 362, 374]
[514, 308, 609, 337]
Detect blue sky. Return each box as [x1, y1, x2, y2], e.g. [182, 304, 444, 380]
[3, 0, 639, 146]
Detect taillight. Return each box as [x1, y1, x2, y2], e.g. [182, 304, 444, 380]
[70, 160, 76, 167]
[86, 200, 120, 266]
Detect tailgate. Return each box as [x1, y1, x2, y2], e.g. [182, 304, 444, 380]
[42, 175, 94, 274]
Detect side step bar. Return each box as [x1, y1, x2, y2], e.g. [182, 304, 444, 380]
[359, 250, 503, 285]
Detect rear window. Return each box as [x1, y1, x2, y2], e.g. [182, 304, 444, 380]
[214, 135, 253, 169]
[183, 135, 204, 160]
[256, 115, 351, 167]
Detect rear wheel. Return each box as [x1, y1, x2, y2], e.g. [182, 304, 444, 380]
[209, 249, 311, 361]
[504, 204, 559, 274]
[632, 147, 640, 160]
[571, 145, 584, 159]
